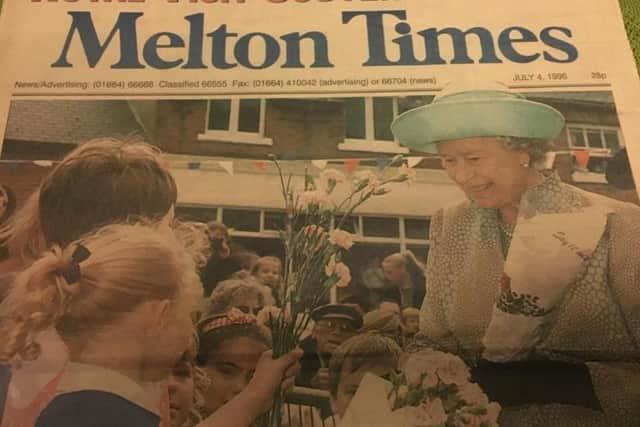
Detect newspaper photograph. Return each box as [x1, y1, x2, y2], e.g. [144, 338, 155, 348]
[0, 1, 639, 427]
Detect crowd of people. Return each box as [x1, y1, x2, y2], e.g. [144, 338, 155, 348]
[0, 138, 425, 427]
[0, 139, 303, 427]
[1, 84, 639, 427]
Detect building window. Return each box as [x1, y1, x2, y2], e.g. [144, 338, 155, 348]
[175, 206, 430, 250]
[175, 205, 219, 223]
[222, 208, 261, 233]
[198, 99, 272, 145]
[404, 218, 430, 240]
[567, 125, 622, 153]
[339, 97, 409, 154]
[566, 124, 624, 183]
[362, 216, 399, 238]
[175, 205, 431, 304]
[263, 210, 286, 232]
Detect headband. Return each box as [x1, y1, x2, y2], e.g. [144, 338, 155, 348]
[199, 307, 257, 335]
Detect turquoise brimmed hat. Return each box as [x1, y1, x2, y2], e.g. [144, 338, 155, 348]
[391, 82, 566, 153]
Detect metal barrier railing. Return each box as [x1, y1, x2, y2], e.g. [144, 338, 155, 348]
[284, 386, 337, 427]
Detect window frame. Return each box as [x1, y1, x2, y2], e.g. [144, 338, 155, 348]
[198, 99, 273, 146]
[565, 124, 624, 156]
[176, 205, 430, 303]
[338, 97, 409, 154]
[175, 204, 429, 248]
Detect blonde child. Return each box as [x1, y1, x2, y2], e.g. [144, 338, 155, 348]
[251, 256, 283, 306]
[0, 138, 208, 427]
[0, 224, 199, 426]
[0, 224, 299, 427]
[205, 278, 273, 317]
[401, 307, 420, 339]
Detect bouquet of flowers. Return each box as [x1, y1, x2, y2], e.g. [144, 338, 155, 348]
[388, 349, 501, 427]
[258, 155, 414, 427]
[337, 349, 500, 427]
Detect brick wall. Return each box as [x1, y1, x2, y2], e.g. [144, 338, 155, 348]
[5, 100, 145, 145]
[0, 163, 50, 212]
[153, 99, 356, 159]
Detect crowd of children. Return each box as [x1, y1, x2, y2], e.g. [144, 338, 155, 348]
[0, 139, 300, 427]
[0, 138, 427, 427]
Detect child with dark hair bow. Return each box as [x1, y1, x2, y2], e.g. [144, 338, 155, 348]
[0, 138, 210, 427]
[0, 224, 300, 427]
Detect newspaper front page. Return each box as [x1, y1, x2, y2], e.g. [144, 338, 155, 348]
[0, 1, 639, 426]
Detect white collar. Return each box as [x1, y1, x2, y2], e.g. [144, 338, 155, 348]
[56, 362, 164, 416]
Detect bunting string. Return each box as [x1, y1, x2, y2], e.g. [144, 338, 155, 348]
[4, 151, 594, 175]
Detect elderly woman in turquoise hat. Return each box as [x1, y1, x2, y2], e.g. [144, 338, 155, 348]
[392, 83, 640, 426]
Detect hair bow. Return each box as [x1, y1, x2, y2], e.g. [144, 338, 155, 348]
[58, 244, 91, 284]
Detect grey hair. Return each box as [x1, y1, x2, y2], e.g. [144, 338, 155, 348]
[204, 277, 273, 316]
[328, 333, 401, 397]
[499, 137, 553, 168]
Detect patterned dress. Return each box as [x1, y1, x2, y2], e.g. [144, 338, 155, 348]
[411, 172, 640, 426]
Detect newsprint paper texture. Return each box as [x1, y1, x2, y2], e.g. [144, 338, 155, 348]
[0, 1, 640, 427]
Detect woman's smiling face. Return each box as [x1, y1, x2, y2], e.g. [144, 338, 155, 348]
[437, 137, 532, 209]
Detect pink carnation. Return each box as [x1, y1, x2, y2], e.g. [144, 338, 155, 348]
[298, 190, 328, 209]
[303, 224, 326, 237]
[334, 262, 351, 288]
[325, 256, 351, 287]
[355, 170, 380, 191]
[328, 229, 354, 249]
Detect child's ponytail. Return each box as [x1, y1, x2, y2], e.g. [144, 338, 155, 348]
[0, 244, 84, 365]
[1, 223, 202, 367]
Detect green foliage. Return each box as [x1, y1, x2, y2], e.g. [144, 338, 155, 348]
[620, 0, 640, 71]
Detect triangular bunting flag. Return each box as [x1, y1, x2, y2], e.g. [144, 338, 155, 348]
[344, 158, 360, 175]
[311, 159, 328, 170]
[33, 160, 54, 167]
[407, 157, 422, 168]
[574, 150, 590, 169]
[218, 161, 234, 175]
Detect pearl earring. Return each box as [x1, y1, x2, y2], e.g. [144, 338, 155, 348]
[521, 161, 530, 168]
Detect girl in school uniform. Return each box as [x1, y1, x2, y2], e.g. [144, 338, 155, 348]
[0, 223, 300, 427]
[0, 137, 210, 427]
